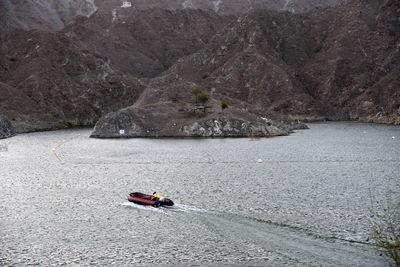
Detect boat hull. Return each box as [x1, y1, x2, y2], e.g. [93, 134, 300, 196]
[127, 192, 174, 207]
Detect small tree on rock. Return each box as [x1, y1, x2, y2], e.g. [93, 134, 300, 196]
[190, 86, 209, 105]
[220, 98, 228, 110]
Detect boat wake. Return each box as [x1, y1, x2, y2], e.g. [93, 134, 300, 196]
[195, 213, 382, 266]
[121, 202, 170, 214]
[172, 203, 207, 213]
[121, 202, 206, 214]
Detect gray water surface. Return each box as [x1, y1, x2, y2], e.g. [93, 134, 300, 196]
[1, 122, 399, 266]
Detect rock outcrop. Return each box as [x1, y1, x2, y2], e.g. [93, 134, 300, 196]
[95, 0, 342, 15]
[0, 30, 145, 132]
[90, 108, 297, 138]
[91, 0, 399, 138]
[90, 109, 146, 138]
[300, 0, 400, 124]
[1, 0, 342, 32]
[1, 0, 399, 138]
[65, 8, 233, 77]
[180, 118, 287, 137]
[90, 78, 308, 138]
[132, 0, 400, 122]
[0, 115, 15, 139]
[0, 0, 97, 31]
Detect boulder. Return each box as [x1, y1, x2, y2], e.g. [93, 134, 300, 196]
[90, 110, 146, 138]
[0, 115, 16, 139]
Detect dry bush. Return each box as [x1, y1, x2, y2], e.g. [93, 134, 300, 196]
[369, 196, 400, 266]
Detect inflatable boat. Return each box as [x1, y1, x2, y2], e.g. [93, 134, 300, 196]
[127, 192, 174, 207]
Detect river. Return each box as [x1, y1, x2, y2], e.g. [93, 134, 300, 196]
[1, 122, 399, 266]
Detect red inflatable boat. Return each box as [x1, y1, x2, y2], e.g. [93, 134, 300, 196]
[127, 192, 174, 207]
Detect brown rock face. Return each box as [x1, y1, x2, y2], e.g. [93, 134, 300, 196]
[91, 0, 399, 138]
[0, 8, 231, 133]
[300, 0, 400, 122]
[0, 0, 97, 31]
[283, 0, 341, 13]
[131, 0, 399, 122]
[1, 0, 399, 138]
[95, 0, 342, 14]
[152, 9, 322, 116]
[0, 0, 343, 32]
[65, 8, 233, 77]
[0, 30, 145, 132]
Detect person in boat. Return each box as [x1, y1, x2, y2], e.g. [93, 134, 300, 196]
[153, 192, 161, 199]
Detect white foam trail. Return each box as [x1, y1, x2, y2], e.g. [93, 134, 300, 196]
[173, 204, 207, 213]
[121, 202, 170, 215]
[122, 202, 206, 214]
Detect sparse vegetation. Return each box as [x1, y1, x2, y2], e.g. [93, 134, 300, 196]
[61, 121, 73, 128]
[170, 92, 178, 103]
[190, 85, 209, 105]
[8, 56, 17, 62]
[220, 98, 228, 110]
[369, 196, 400, 266]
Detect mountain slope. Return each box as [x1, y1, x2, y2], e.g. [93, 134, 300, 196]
[144, 0, 400, 121]
[0, 30, 145, 132]
[300, 0, 400, 122]
[0, 0, 343, 31]
[95, 0, 342, 14]
[0, 0, 97, 31]
[91, 0, 400, 137]
[65, 8, 233, 77]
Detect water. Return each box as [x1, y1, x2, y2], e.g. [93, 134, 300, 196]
[1, 122, 399, 266]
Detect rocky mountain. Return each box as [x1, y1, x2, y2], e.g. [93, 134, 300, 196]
[283, 0, 341, 13]
[1, 0, 398, 139]
[0, 29, 145, 132]
[65, 8, 232, 77]
[0, 8, 231, 132]
[95, 0, 342, 14]
[300, 0, 400, 123]
[0, 0, 97, 31]
[91, 0, 400, 138]
[0, 0, 342, 31]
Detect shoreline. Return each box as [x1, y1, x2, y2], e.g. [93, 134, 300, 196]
[2, 119, 399, 140]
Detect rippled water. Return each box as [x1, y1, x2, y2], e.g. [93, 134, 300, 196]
[1, 122, 399, 266]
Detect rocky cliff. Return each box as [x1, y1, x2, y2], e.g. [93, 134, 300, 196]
[90, 104, 304, 138]
[0, 0, 97, 31]
[65, 8, 232, 77]
[94, 0, 341, 15]
[0, 8, 234, 133]
[0, 0, 398, 139]
[300, 0, 400, 123]
[91, 0, 399, 138]
[0, 29, 145, 132]
[0, 0, 342, 32]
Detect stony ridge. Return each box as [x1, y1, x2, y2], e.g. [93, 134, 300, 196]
[0, 8, 231, 134]
[95, 0, 342, 15]
[0, 0, 343, 32]
[0, 0, 398, 139]
[0, 29, 145, 132]
[65, 8, 233, 77]
[91, 0, 400, 138]
[0, 0, 97, 31]
[139, 0, 400, 120]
